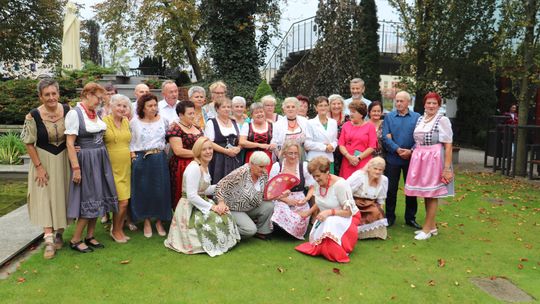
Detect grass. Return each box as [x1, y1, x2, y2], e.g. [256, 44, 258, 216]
[0, 171, 539, 303]
[0, 179, 27, 216]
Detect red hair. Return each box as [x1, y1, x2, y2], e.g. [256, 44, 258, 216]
[423, 92, 442, 106]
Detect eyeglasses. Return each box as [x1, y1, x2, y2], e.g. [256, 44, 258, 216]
[212, 91, 226, 96]
[286, 152, 299, 156]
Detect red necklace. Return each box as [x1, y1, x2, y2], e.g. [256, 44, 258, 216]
[80, 102, 96, 120]
[287, 119, 297, 129]
[319, 175, 331, 197]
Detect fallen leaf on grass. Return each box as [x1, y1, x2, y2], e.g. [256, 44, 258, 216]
[438, 259, 446, 267]
[17, 277, 26, 283]
[333, 268, 341, 275]
[518, 264, 524, 270]
[454, 281, 460, 286]
[410, 284, 416, 288]
[520, 258, 529, 262]
[428, 280, 436, 286]
[277, 267, 285, 273]
[390, 295, 396, 300]
[466, 269, 472, 273]
[290, 288, 295, 292]
[74, 265, 79, 269]
[120, 260, 130, 264]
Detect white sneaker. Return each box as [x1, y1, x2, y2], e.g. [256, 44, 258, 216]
[414, 231, 432, 240]
[414, 229, 438, 236]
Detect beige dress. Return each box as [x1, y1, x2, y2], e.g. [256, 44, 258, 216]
[21, 107, 70, 229]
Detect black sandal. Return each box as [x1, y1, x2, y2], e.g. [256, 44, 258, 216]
[254, 233, 272, 241]
[84, 237, 105, 249]
[70, 241, 93, 253]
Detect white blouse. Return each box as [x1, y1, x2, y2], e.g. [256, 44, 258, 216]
[271, 115, 309, 148]
[129, 116, 167, 151]
[64, 104, 107, 135]
[184, 161, 216, 214]
[314, 178, 359, 214]
[204, 119, 238, 141]
[305, 116, 338, 161]
[347, 170, 388, 205]
[414, 115, 453, 143]
[269, 161, 316, 189]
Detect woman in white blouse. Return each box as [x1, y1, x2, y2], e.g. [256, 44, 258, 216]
[347, 157, 389, 240]
[204, 97, 241, 183]
[404, 92, 454, 240]
[130, 93, 172, 238]
[65, 82, 118, 253]
[271, 97, 309, 160]
[164, 137, 240, 256]
[305, 96, 338, 173]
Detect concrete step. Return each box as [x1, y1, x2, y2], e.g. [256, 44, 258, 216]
[0, 204, 43, 266]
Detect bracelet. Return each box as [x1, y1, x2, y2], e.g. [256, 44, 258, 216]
[72, 166, 80, 171]
[331, 209, 336, 216]
[35, 163, 42, 168]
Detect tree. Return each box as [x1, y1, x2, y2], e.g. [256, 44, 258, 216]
[201, 0, 281, 98]
[388, 0, 497, 113]
[281, 0, 379, 99]
[355, 0, 381, 101]
[491, 0, 540, 175]
[253, 79, 274, 102]
[94, 0, 203, 81]
[0, 0, 64, 66]
[80, 20, 101, 65]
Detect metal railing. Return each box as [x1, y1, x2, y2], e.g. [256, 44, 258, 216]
[261, 17, 405, 84]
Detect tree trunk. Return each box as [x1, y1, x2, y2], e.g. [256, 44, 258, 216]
[514, 0, 537, 176]
[414, 0, 429, 113]
[182, 35, 203, 82]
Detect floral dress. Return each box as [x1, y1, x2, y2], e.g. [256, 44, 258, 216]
[164, 161, 240, 257]
[166, 122, 203, 209]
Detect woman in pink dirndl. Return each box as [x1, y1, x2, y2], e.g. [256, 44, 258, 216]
[404, 92, 454, 240]
[295, 156, 360, 263]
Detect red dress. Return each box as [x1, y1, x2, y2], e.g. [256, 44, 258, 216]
[338, 121, 377, 179]
[166, 123, 203, 209]
[245, 122, 273, 173]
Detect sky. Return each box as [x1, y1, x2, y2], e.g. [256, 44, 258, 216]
[73, 0, 400, 67]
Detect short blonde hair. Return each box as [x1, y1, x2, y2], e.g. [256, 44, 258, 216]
[328, 94, 344, 105]
[249, 151, 270, 166]
[280, 140, 301, 160]
[215, 97, 231, 109]
[209, 80, 227, 93]
[282, 97, 300, 110]
[192, 137, 212, 163]
[261, 95, 276, 105]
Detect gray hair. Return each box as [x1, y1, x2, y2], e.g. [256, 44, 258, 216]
[261, 95, 276, 105]
[37, 78, 59, 96]
[249, 151, 271, 166]
[350, 78, 365, 86]
[282, 97, 300, 110]
[250, 102, 264, 113]
[161, 80, 177, 91]
[366, 156, 386, 171]
[232, 96, 246, 106]
[395, 91, 411, 102]
[110, 94, 131, 107]
[328, 94, 344, 105]
[188, 86, 206, 98]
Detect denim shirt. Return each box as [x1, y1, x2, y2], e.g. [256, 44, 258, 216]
[382, 110, 420, 165]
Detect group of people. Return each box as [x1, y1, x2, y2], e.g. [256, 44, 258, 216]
[23, 77, 454, 263]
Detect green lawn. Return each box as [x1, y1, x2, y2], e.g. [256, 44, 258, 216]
[0, 171, 539, 303]
[0, 179, 27, 216]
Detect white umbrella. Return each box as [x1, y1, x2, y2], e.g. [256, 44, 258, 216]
[62, 2, 82, 71]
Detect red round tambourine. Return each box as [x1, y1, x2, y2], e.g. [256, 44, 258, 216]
[264, 173, 300, 200]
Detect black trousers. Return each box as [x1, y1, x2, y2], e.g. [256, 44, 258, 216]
[384, 162, 418, 223]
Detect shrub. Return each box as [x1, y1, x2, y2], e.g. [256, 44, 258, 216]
[253, 79, 274, 102]
[0, 132, 26, 165]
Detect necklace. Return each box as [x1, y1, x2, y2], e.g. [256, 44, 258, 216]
[423, 114, 436, 125]
[287, 119, 297, 129]
[178, 120, 193, 129]
[217, 116, 230, 127]
[80, 102, 96, 120]
[319, 175, 331, 197]
[42, 104, 60, 120]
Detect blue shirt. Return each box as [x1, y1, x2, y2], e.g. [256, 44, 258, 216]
[382, 110, 420, 165]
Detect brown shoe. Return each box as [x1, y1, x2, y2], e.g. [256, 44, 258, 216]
[54, 233, 64, 250]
